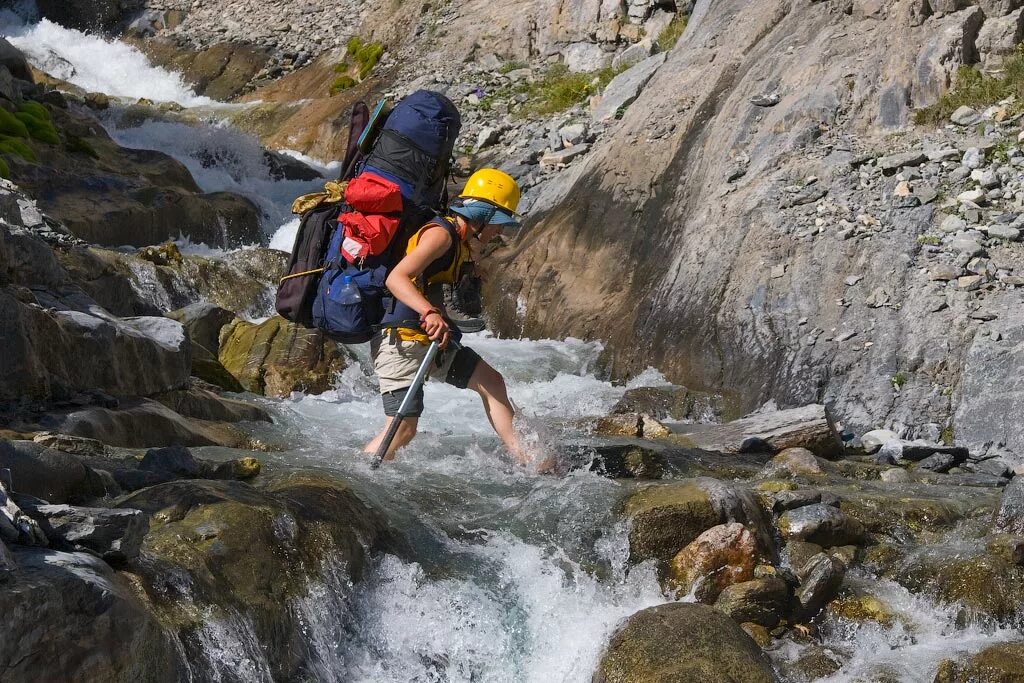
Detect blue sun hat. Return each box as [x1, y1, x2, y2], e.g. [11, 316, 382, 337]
[450, 198, 520, 230]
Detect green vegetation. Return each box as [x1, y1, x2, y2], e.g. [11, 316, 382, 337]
[0, 156, 8, 179]
[656, 13, 688, 52]
[914, 47, 1024, 125]
[917, 234, 941, 246]
[940, 425, 955, 445]
[0, 108, 29, 138]
[15, 102, 59, 144]
[891, 372, 908, 389]
[516, 63, 623, 116]
[499, 60, 528, 74]
[0, 136, 36, 162]
[330, 37, 385, 95]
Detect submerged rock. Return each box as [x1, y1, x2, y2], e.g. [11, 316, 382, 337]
[935, 642, 1024, 682]
[593, 602, 779, 683]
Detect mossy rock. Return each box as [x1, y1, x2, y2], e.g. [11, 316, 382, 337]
[18, 101, 51, 121]
[826, 594, 894, 626]
[836, 488, 983, 538]
[218, 316, 347, 397]
[118, 475, 391, 678]
[0, 156, 8, 179]
[15, 111, 60, 144]
[0, 135, 36, 162]
[935, 642, 1024, 682]
[897, 549, 1024, 621]
[594, 602, 779, 683]
[0, 107, 29, 138]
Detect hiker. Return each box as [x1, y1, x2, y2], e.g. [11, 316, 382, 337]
[362, 168, 533, 465]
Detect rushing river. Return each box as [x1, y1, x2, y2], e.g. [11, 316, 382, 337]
[5, 7, 1024, 681]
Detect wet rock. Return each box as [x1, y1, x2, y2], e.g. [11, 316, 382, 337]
[785, 645, 843, 681]
[782, 540, 824, 571]
[611, 385, 725, 421]
[0, 538, 13, 570]
[590, 444, 665, 479]
[714, 576, 791, 627]
[673, 404, 842, 459]
[218, 316, 348, 396]
[596, 413, 642, 437]
[778, 504, 864, 547]
[0, 547, 185, 682]
[48, 398, 251, 448]
[880, 467, 910, 483]
[759, 447, 826, 480]
[667, 523, 761, 601]
[794, 553, 845, 620]
[592, 52, 667, 122]
[901, 444, 969, 462]
[917, 451, 958, 472]
[840, 488, 978, 537]
[140, 445, 203, 478]
[153, 384, 271, 423]
[935, 642, 1024, 683]
[0, 479, 47, 546]
[0, 440, 107, 504]
[826, 594, 894, 625]
[772, 489, 822, 513]
[594, 602, 780, 683]
[994, 476, 1024, 535]
[20, 503, 148, 563]
[623, 477, 774, 568]
[31, 433, 106, 458]
[166, 302, 236, 355]
[118, 475, 390, 678]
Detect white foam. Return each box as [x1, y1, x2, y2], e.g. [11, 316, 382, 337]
[0, 16, 215, 106]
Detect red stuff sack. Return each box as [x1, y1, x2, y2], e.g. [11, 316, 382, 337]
[339, 172, 404, 263]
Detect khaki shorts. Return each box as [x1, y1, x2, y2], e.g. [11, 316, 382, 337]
[371, 331, 482, 416]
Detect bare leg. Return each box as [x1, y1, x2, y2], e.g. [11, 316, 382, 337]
[363, 416, 419, 462]
[467, 361, 534, 466]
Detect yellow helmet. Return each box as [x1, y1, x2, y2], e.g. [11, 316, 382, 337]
[459, 168, 521, 216]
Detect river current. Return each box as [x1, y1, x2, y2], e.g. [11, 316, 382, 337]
[3, 8, 1021, 681]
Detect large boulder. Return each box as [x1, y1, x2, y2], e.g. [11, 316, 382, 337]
[593, 602, 780, 682]
[219, 316, 348, 396]
[622, 478, 773, 569]
[46, 398, 252, 448]
[674, 405, 842, 459]
[0, 290, 191, 403]
[777, 504, 865, 548]
[0, 440, 108, 504]
[0, 548, 185, 683]
[166, 302, 236, 355]
[118, 474, 391, 680]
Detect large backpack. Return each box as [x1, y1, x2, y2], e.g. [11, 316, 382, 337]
[311, 90, 461, 343]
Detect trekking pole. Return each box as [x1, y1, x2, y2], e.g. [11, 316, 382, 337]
[370, 339, 442, 469]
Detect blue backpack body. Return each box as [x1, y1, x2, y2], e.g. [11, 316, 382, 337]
[311, 90, 461, 343]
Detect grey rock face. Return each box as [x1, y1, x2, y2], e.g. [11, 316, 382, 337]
[0, 440, 107, 504]
[591, 52, 666, 122]
[0, 480, 47, 547]
[994, 476, 1024, 535]
[21, 504, 148, 563]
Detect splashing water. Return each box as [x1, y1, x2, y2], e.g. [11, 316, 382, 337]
[0, 15, 215, 106]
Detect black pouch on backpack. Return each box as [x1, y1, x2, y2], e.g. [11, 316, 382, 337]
[275, 203, 339, 326]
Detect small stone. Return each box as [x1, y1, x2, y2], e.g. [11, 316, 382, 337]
[918, 452, 958, 473]
[948, 237, 985, 257]
[861, 429, 899, 453]
[667, 523, 761, 602]
[844, 274, 864, 286]
[878, 151, 928, 173]
[893, 180, 912, 197]
[969, 310, 997, 321]
[880, 468, 910, 483]
[476, 126, 501, 150]
[951, 106, 982, 126]
[539, 143, 590, 165]
[989, 225, 1021, 241]
[972, 168, 1001, 188]
[929, 264, 961, 281]
[751, 92, 781, 107]
[836, 330, 857, 342]
[938, 215, 967, 233]
[956, 275, 984, 291]
[875, 441, 903, 465]
[794, 553, 846, 620]
[958, 189, 987, 205]
[559, 123, 587, 146]
[771, 264, 786, 279]
[962, 147, 984, 169]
